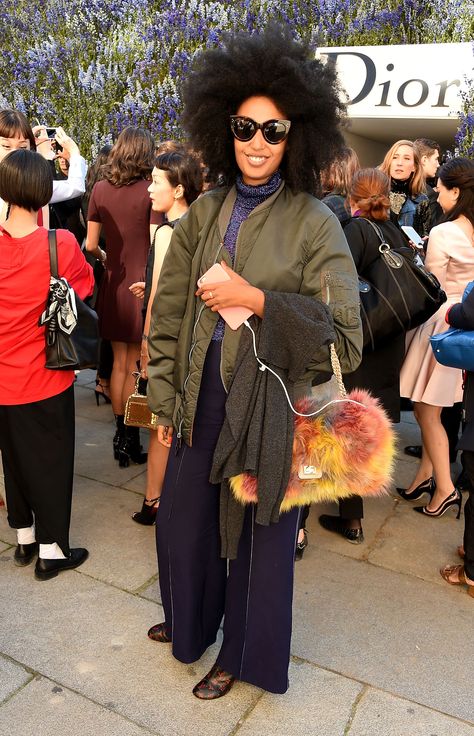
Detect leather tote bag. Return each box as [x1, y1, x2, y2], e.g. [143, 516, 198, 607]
[39, 230, 99, 370]
[430, 328, 474, 372]
[430, 280, 474, 371]
[358, 219, 446, 352]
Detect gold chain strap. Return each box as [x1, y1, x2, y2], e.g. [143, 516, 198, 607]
[329, 343, 347, 398]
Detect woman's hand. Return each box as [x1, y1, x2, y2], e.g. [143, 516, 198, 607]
[158, 425, 173, 448]
[53, 127, 80, 159]
[195, 261, 265, 317]
[129, 281, 146, 299]
[33, 125, 55, 160]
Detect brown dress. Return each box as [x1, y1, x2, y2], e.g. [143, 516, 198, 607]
[88, 179, 162, 342]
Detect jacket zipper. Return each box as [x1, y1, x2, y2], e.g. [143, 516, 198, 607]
[178, 238, 225, 448]
[324, 272, 331, 304]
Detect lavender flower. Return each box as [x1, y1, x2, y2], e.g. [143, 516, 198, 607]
[0, 1, 472, 159]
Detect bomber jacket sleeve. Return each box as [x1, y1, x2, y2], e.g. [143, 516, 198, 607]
[146, 213, 195, 424]
[302, 212, 362, 377]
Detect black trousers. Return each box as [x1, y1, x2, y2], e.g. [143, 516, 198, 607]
[0, 385, 75, 555]
[462, 451, 474, 580]
[156, 341, 300, 693]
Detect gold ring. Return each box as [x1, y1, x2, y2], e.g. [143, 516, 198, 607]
[209, 291, 213, 299]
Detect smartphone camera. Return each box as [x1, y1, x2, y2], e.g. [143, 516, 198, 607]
[45, 127, 63, 153]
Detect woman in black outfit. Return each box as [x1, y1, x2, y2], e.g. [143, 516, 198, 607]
[438, 158, 474, 595]
[319, 168, 408, 543]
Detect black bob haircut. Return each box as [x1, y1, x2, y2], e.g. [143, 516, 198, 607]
[155, 150, 203, 205]
[0, 149, 53, 211]
[180, 24, 346, 196]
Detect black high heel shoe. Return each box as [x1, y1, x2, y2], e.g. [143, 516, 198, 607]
[414, 488, 462, 518]
[396, 476, 435, 501]
[132, 497, 159, 525]
[94, 379, 111, 405]
[295, 528, 308, 561]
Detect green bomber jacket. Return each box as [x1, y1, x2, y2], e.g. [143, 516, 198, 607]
[147, 180, 362, 446]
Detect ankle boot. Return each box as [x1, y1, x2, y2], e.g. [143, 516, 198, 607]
[113, 415, 125, 460]
[118, 425, 147, 468]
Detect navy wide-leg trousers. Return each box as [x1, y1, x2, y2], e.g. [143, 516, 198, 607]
[155, 341, 300, 693]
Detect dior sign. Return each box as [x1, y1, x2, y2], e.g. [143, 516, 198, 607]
[317, 43, 472, 119]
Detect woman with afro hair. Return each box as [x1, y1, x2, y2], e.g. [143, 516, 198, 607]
[146, 24, 362, 699]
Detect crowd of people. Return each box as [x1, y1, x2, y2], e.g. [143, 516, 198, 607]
[1, 24, 474, 699]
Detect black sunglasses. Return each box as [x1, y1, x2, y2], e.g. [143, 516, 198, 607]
[230, 115, 291, 145]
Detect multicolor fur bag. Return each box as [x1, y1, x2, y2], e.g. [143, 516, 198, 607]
[230, 345, 395, 511]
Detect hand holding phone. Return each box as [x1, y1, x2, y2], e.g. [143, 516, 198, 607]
[196, 262, 254, 329]
[401, 225, 425, 249]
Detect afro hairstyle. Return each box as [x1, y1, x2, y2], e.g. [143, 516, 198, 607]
[180, 23, 346, 196]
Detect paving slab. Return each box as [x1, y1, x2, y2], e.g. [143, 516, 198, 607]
[368, 495, 463, 584]
[120, 469, 148, 494]
[69, 475, 157, 591]
[349, 688, 474, 736]
[236, 660, 362, 736]
[0, 676, 155, 736]
[75, 414, 147, 488]
[306, 494, 398, 562]
[138, 576, 161, 604]
[0, 559, 259, 736]
[74, 383, 117, 426]
[0, 656, 32, 704]
[293, 546, 474, 724]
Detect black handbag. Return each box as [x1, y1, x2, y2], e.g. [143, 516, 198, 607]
[357, 219, 447, 351]
[39, 230, 99, 370]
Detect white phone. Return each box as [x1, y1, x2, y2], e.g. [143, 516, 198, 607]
[401, 225, 424, 248]
[197, 263, 253, 330]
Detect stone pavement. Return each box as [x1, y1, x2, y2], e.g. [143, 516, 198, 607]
[0, 370, 473, 736]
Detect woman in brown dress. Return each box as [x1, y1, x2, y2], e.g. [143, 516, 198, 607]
[86, 127, 162, 465]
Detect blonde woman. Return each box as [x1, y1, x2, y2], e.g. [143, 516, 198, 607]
[380, 139, 430, 236]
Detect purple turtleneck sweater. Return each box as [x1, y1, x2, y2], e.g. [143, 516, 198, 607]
[211, 172, 282, 341]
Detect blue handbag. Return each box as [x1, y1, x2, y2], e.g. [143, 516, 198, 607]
[430, 281, 474, 371]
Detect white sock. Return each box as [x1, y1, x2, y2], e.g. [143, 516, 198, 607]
[39, 543, 66, 560]
[17, 525, 36, 545]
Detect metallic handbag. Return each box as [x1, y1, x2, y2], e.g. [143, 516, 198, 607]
[124, 373, 159, 430]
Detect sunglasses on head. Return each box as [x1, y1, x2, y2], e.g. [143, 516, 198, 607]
[230, 115, 291, 145]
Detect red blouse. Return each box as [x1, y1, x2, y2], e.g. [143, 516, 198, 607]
[0, 226, 94, 405]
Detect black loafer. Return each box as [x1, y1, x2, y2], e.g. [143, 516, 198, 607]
[404, 445, 422, 459]
[34, 548, 89, 581]
[14, 542, 38, 567]
[318, 515, 364, 544]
